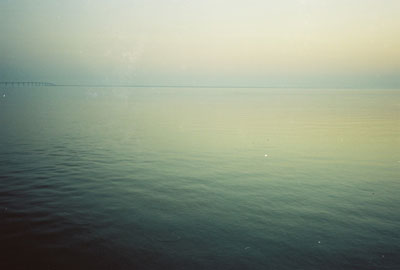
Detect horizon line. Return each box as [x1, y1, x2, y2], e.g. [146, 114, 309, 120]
[1, 82, 399, 89]
[57, 84, 400, 90]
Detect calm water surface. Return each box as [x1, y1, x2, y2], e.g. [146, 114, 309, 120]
[0, 87, 399, 269]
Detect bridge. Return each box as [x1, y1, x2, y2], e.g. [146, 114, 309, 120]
[0, 82, 55, 87]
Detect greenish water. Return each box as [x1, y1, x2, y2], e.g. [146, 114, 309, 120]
[0, 87, 399, 269]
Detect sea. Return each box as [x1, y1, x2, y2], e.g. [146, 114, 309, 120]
[0, 86, 399, 269]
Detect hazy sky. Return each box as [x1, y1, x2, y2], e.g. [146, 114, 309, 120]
[1, 0, 399, 87]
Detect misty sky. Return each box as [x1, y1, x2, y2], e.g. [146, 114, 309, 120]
[1, 0, 399, 87]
